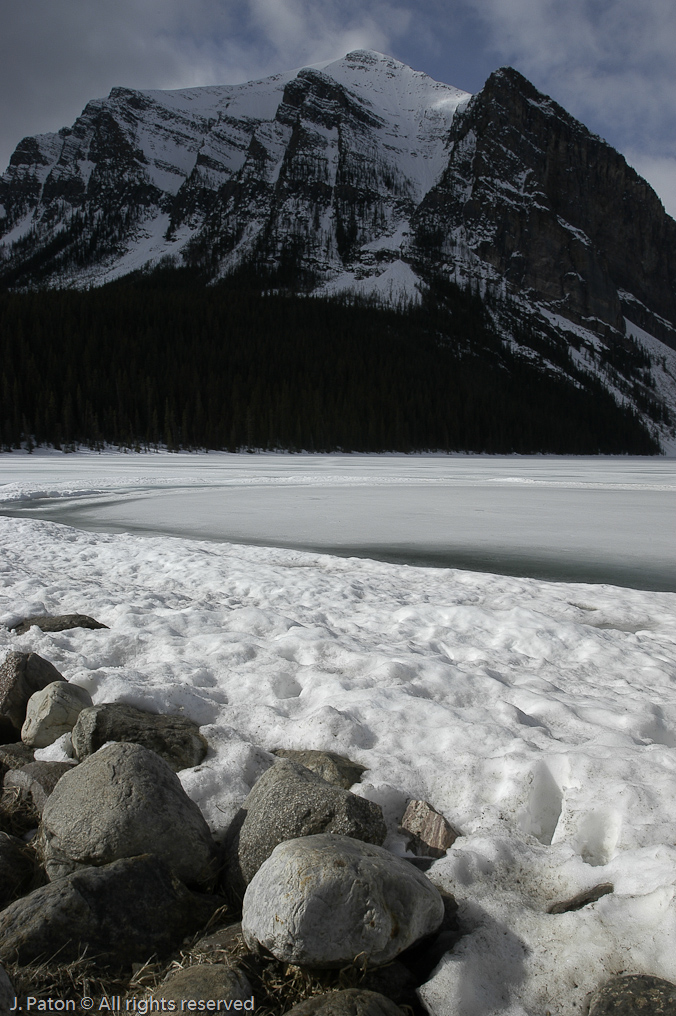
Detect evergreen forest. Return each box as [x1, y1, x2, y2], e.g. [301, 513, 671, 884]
[0, 269, 662, 455]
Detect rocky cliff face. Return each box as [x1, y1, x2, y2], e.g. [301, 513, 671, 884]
[412, 67, 676, 349]
[0, 52, 468, 290]
[1, 51, 675, 449]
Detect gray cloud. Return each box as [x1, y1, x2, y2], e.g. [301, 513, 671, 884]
[0, 0, 408, 170]
[466, 0, 676, 214]
[1, 0, 674, 218]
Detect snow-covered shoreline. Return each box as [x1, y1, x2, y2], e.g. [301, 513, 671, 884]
[1, 454, 676, 1015]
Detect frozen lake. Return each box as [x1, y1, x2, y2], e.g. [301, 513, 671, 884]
[1, 452, 674, 590]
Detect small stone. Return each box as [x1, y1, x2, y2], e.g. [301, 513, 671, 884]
[273, 749, 366, 789]
[22, 682, 93, 748]
[10, 614, 108, 636]
[71, 703, 208, 771]
[547, 882, 614, 914]
[226, 760, 386, 900]
[285, 990, 405, 1016]
[38, 742, 217, 887]
[399, 800, 459, 858]
[0, 653, 65, 736]
[192, 923, 244, 959]
[242, 834, 444, 968]
[152, 965, 253, 1004]
[0, 854, 221, 968]
[588, 974, 676, 1015]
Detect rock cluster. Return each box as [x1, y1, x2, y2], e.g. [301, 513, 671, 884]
[0, 638, 459, 1014]
[0, 652, 64, 739]
[5, 637, 664, 1016]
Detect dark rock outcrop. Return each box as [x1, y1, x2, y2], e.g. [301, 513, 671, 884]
[412, 67, 676, 348]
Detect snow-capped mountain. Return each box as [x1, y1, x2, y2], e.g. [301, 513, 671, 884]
[1, 50, 676, 450]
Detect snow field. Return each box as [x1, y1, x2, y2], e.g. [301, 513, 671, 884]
[1, 455, 676, 1015]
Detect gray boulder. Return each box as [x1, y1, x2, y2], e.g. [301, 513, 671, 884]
[0, 965, 14, 1016]
[273, 749, 366, 789]
[0, 831, 35, 909]
[226, 760, 386, 900]
[22, 681, 93, 748]
[38, 742, 217, 887]
[72, 703, 208, 771]
[152, 965, 253, 1004]
[242, 834, 444, 968]
[10, 614, 108, 636]
[0, 854, 221, 967]
[0, 653, 65, 736]
[285, 991, 404, 1016]
[588, 975, 676, 1015]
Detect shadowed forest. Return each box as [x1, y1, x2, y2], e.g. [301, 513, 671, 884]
[0, 269, 661, 455]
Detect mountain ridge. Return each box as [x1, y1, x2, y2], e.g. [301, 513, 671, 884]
[1, 51, 675, 453]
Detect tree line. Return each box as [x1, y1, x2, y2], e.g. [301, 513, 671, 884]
[0, 269, 661, 455]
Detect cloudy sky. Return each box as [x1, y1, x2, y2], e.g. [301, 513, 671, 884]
[1, 0, 675, 217]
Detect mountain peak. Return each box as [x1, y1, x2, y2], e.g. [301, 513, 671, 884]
[1, 53, 675, 450]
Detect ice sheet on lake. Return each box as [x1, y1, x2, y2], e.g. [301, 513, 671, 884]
[1, 451, 675, 590]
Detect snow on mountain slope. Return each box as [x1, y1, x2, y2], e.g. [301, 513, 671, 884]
[0, 51, 468, 285]
[1, 52, 675, 451]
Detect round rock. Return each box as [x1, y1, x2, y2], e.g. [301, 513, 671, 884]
[152, 965, 253, 1004]
[589, 974, 676, 1015]
[22, 681, 93, 748]
[0, 652, 65, 736]
[0, 854, 221, 968]
[38, 741, 217, 887]
[227, 760, 386, 900]
[242, 834, 444, 968]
